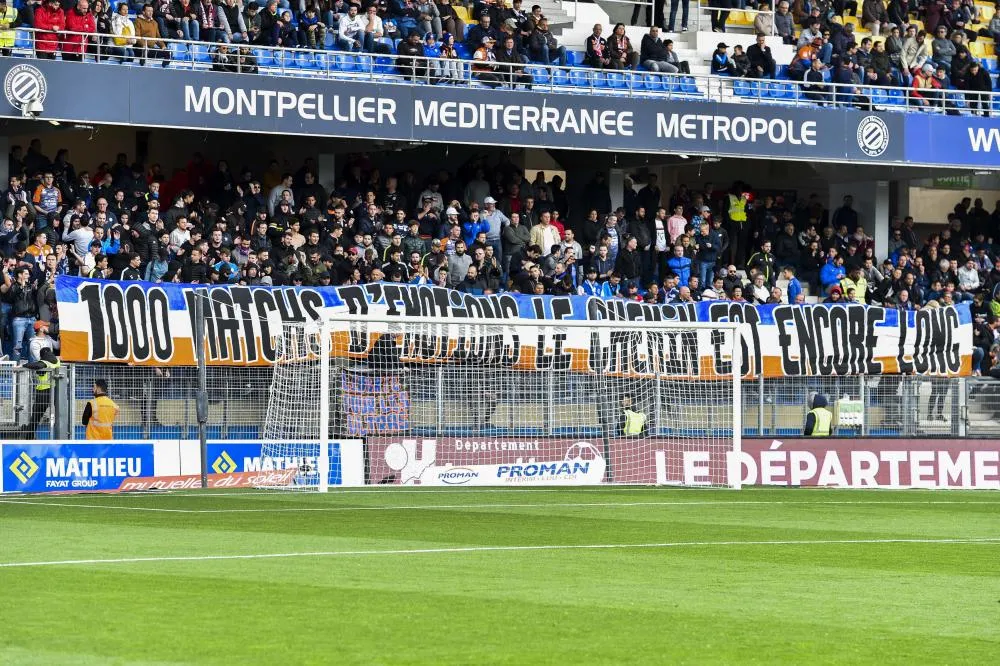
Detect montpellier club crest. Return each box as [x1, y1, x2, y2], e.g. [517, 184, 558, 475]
[4, 64, 47, 112]
[856, 115, 889, 157]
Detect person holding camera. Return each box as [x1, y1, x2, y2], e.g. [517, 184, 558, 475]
[1, 266, 39, 363]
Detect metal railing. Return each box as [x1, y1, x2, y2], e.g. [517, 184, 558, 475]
[4, 26, 997, 115]
[5, 364, 1000, 441]
[696, 6, 776, 36]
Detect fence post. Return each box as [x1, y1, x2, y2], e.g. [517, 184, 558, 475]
[859, 374, 867, 437]
[193, 289, 209, 488]
[956, 377, 968, 438]
[51, 364, 72, 440]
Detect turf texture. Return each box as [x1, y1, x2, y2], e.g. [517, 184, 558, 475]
[1, 487, 998, 665]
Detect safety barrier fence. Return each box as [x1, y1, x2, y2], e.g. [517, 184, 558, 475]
[2, 363, 998, 441]
[3, 27, 995, 114]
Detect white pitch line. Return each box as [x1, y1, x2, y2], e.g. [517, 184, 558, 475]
[1, 498, 997, 514]
[1, 537, 998, 569]
[0, 499, 195, 513]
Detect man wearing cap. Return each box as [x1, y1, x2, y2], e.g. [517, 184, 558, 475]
[481, 197, 509, 267]
[28, 320, 57, 363]
[473, 35, 504, 87]
[710, 42, 736, 75]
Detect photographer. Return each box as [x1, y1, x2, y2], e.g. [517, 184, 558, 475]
[1, 266, 39, 362]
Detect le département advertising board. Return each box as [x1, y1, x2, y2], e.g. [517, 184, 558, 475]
[1, 57, 968, 166]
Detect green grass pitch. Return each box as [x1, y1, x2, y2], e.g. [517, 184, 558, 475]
[1, 487, 998, 665]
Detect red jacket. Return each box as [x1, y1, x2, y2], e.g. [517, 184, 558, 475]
[63, 9, 96, 54]
[33, 5, 65, 53]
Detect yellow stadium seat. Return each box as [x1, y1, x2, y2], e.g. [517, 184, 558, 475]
[843, 15, 860, 29]
[985, 42, 996, 56]
[454, 5, 471, 23]
[970, 40, 987, 57]
[909, 19, 924, 32]
[978, 4, 995, 22]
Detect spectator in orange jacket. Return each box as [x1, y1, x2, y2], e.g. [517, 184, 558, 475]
[63, 0, 97, 62]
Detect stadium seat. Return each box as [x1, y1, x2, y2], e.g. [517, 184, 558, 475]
[606, 71, 626, 89]
[680, 77, 699, 94]
[590, 71, 608, 88]
[568, 70, 589, 87]
[189, 44, 212, 64]
[374, 55, 393, 74]
[253, 48, 274, 67]
[314, 52, 333, 71]
[271, 49, 292, 69]
[355, 54, 374, 73]
[551, 68, 570, 86]
[643, 73, 664, 91]
[335, 53, 357, 71]
[566, 51, 582, 66]
[14, 28, 31, 49]
[525, 66, 548, 85]
[627, 71, 645, 90]
[295, 52, 318, 69]
[733, 79, 755, 97]
[169, 42, 190, 63]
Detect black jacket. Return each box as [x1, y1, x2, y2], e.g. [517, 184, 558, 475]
[4, 281, 39, 317]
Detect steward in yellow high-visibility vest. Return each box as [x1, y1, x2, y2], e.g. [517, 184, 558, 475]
[804, 393, 833, 437]
[0, 0, 18, 52]
[22, 348, 60, 434]
[727, 192, 748, 224]
[83, 378, 119, 440]
[620, 395, 647, 436]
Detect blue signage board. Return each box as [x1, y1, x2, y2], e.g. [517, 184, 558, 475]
[2, 442, 154, 493]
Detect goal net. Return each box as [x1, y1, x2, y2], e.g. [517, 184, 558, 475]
[261, 316, 742, 490]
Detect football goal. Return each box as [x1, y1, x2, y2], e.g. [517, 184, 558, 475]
[261, 316, 743, 490]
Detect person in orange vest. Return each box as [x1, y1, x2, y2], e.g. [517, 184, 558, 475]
[82, 378, 119, 440]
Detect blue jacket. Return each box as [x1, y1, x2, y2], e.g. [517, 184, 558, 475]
[462, 218, 490, 247]
[667, 255, 692, 285]
[820, 260, 844, 288]
[787, 277, 802, 303]
[582, 279, 612, 299]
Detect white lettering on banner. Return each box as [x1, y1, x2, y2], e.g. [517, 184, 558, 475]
[656, 113, 818, 146]
[414, 100, 634, 136]
[968, 127, 1000, 152]
[45, 457, 142, 477]
[732, 445, 1000, 489]
[183, 86, 397, 124]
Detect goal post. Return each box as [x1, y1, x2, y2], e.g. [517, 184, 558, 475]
[262, 316, 744, 490]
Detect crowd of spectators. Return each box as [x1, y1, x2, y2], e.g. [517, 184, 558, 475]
[5, 0, 1000, 111]
[704, 0, 1000, 114]
[5, 141, 1000, 370]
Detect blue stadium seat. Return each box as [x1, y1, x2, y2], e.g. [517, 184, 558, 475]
[526, 66, 549, 85]
[627, 71, 645, 90]
[552, 68, 570, 86]
[887, 88, 905, 105]
[334, 53, 355, 71]
[568, 70, 589, 87]
[374, 55, 393, 74]
[454, 43, 471, 59]
[355, 54, 374, 73]
[295, 52, 317, 69]
[253, 48, 274, 67]
[190, 44, 212, 63]
[590, 71, 607, 88]
[314, 52, 332, 71]
[169, 42, 190, 63]
[567, 51, 582, 66]
[14, 29, 32, 49]
[733, 79, 754, 96]
[643, 73, 663, 91]
[606, 71, 626, 89]
[272, 49, 293, 68]
[681, 76, 699, 94]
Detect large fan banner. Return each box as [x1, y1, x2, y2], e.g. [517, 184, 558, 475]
[54, 276, 972, 377]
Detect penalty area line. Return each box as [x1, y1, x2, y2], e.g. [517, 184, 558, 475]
[1, 537, 998, 569]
